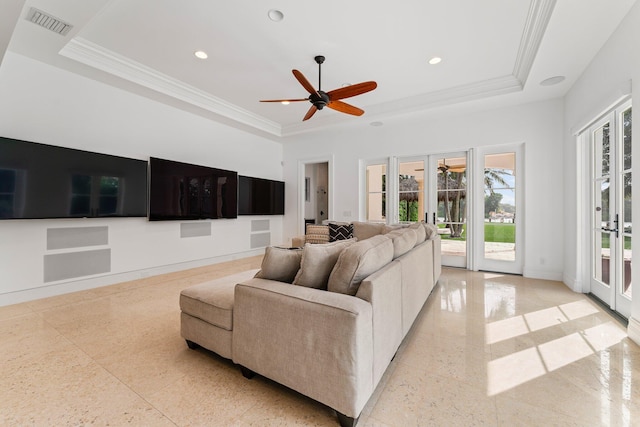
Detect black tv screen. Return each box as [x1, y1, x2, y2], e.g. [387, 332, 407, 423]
[149, 157, 237, 220]
[238, 175, 284, 215]
[0, 137, 148, 219]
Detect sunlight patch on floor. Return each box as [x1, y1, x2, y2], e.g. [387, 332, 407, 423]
[486, 300, 599, 345]
[487, 321, 626, 396]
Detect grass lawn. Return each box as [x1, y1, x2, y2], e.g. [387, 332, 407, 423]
[484, 223, 515, 243]
[439, 222, 515, 243]
[438, 222, 631, 249]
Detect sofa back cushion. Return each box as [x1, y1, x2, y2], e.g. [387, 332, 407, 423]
[328, 234, 394, 295]
[386, 228, 417, 259]
[352, 221, 386, 241]
[423, 222, 438, 239]
[409, 222, 427, 245]
[293, 239, 355, 289]
[255, 246, 302, 283]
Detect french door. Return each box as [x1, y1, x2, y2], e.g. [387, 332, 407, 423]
[473, 146, 523, 275]
[397, 152, 468, 268]
[589, 101, 632, 318]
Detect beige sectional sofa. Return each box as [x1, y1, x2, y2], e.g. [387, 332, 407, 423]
[180, 221, 441, 427]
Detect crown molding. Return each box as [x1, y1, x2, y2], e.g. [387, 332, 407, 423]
[58, 0, 555, 139]
[282, 74, 522, 136]
[59, 37, 283, 137]
[513, 0, 557, 84]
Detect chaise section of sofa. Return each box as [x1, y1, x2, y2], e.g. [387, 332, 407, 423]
[180, 222, 441, 427]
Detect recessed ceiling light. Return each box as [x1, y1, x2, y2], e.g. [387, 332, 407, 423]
[370, 121, 384, 127]
[194, 50, 208, 59]
[540, 76, 566, 86]
[428, 57, 442, 65]
[268, 9, 284, 22]
[281, 101, 290, 105]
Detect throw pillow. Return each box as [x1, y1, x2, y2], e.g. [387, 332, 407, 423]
[327, 235, 394, 296]
[293, 239, 355, 289]
[386, 228, 417, 259]
[254, 246, 303, 283]
[409, 222, 427, 244]
[305, 224, 330, 244]
[329, 223, 354, 241]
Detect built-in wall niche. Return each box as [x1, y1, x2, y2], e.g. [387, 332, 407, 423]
[250, 219, 271, 248]
[44, 226, 111, 282]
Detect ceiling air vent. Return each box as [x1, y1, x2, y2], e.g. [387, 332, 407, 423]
[26, 8, 73, 36]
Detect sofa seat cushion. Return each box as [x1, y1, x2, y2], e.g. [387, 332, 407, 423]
[293, 239, 356, 289]
[328, 235, 394, 296]
[179, 269, 259, 331]
[255, 247, 303, 283]
[386, 228, 417, 259]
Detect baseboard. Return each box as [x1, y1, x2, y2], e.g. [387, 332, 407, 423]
[562, 273, 582, 293]
[522, 268, 563, 282]
[627, 317, 640, 345]
[0, 248, 264, 307]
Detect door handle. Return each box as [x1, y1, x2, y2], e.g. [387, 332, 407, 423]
[433, 212, 436, 224]
[602, 214, 619, 238]
[425, 212, 428, 223]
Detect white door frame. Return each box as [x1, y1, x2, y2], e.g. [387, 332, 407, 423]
[581, 98, 632, 318]
[472, 143, 524, 275]
[297, 156, 334, 236]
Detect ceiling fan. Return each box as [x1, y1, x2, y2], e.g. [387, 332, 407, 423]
[260, 55, 377, 121]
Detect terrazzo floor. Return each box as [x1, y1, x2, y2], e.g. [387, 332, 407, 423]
[2, 257, 639, 426]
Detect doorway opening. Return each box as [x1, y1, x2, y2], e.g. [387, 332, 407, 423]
[303, 162, 329, 231]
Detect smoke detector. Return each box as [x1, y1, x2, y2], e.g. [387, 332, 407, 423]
[26, 8, 73, 36]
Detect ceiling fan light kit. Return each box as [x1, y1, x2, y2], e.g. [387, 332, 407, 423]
[260, 55, 377, 121]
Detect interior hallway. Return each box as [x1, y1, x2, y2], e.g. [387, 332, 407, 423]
[1, 258, 638, 426]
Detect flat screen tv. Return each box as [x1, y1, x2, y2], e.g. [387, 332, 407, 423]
[149, 157, 237, 220]
[238, 175, 285, 215]
[0, 137, 148, 219]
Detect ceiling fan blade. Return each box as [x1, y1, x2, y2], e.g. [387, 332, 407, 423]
[260, 98, 309, 103]
[303, 105, 318, 121]
[293, 69, 320, 97]
[327, 100, 364, 116]
[327, 81, 377, 101]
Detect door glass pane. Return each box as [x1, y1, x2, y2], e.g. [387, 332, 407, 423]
[623, 107, 632, 171]
[437, 157, 467, 258]
[596, 232, 611, 286]
[623, 236, 632, 298]
[398, 161, 424, 222]
[624, 172, 632, 234]
[366, 164, 386, 222]
[622, 106, 631, 297]
[484, 153, 516, 261]
[598, 178, 610, 225]
[594, 123, 610, 176]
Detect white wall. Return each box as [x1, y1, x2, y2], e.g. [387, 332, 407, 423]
[282, 99, 565, 280]
[562, 2, 640, 337]
[0, 52, 283, 305]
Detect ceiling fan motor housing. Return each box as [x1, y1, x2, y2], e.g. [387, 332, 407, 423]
[311, 91, 330, 109]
